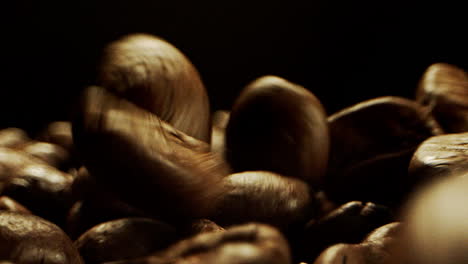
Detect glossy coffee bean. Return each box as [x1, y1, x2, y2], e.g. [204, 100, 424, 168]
[0, 211, 83, 264]
[212, 171, 312, 229]
[409, 132, 468, 183]
[298, 201, 393, 262]
[326, 96, 442, 207]
[226, 75, 329, 186]
[313, 222, 402, 264]
[105, 223, 291, 264]
[75, 217, 178, 264]
[416, 63, 468, 133]
[99, 33, 211, 142]
[0, 147, 74, 226]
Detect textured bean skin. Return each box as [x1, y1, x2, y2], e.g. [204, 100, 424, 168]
[0, 211, 83, 264]
[99, 33, 211, 142]
[416, 63, 468, 133]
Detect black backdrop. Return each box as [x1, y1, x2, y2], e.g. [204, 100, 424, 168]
[3, 0, 467, 134]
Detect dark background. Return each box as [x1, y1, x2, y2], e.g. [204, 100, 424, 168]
[3, 0, 467, 134]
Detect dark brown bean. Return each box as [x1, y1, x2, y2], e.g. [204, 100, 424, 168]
[212, 171, 312, 230]
[72, 86, 230, 221]
[0, 211, 83, 264]
[75, 217, 178, 264]
[0, 147, 74, 225]
[409, 132, 468, 183]
[416, 63, 468, 133]
[103, 223, 291, 264]
[298, 201, 393, 262]
[226, 75, 329, 186]
[313, 222, 402, 264]
[326, 96, 442, 207]
[99, 33, 211, 142]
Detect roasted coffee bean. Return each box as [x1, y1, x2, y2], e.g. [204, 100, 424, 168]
[0, 128, 30, 148]
[75, 217, 178, 264]
[416, 63, 468, 133]
[313, 222, 402, 264]
[409, 132, 468, 182]
[326, 96, 442, 207]
[0, 147, 74, 226]
[298, 201, 393, 262]
[0, 211, 83, 264]
[395, 171, 468, 264]
[226, 75, 329, 186]
[72, 86, 230, 221]
[212, 171, 312, 230]
[0, 196, 31, 214]
[104, 223, 291, 264]
[99, 33, 211, 142]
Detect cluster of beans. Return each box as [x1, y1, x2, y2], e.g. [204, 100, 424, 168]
[1, 33, 468, 264]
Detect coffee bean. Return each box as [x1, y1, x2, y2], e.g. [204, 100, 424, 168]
[104, 223, 291, 264]
[409, 132, 468, 183]
[298, 201, 393, 262]
[0, 147, 74, 226]
[226, 75, 329, 186]
[75, 217, 178, 264]
[212, 171, 312, 229]
[99, 33, 211, 142]
[0, 211, 83, 264]
[326, 96, 442, 207]
[416, 63, 468, 133]
[313, 222, 402, 264]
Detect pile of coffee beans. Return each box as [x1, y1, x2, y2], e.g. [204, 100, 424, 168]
[1, 33, 468, 264]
